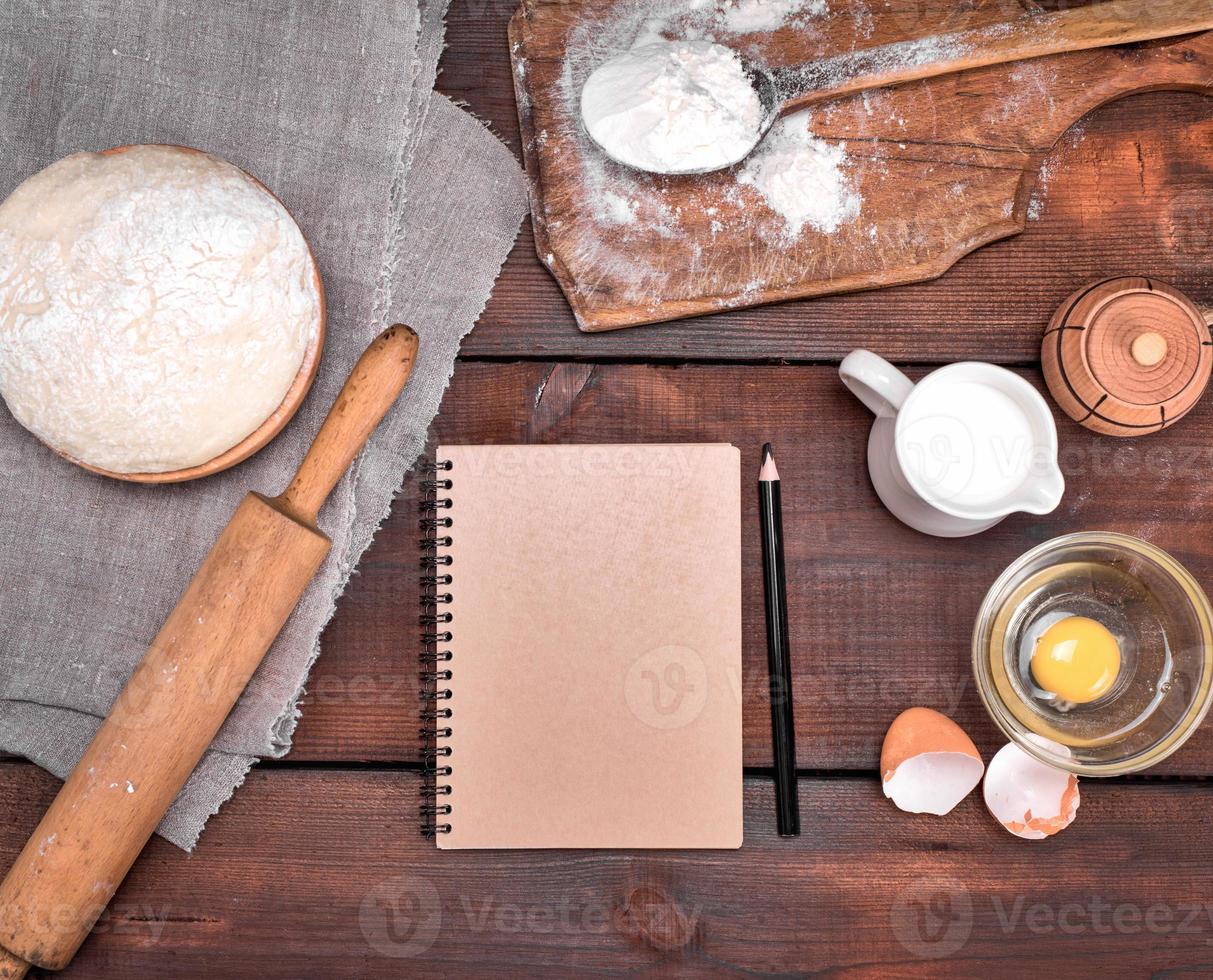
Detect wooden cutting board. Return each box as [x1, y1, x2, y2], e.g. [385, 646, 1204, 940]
[508, 0, 1213, 333]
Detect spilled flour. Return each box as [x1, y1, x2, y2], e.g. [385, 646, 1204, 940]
[719, 0, 829, 33]
[602, 190, 639, 225]
[739, 110, 861, 235]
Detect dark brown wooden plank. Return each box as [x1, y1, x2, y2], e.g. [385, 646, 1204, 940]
[439, 0, 1213, 362]
[4, 762, 1212, 978]
[295, 360, 1213, 775]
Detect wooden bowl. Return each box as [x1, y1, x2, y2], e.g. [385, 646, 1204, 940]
[51, 145, 326, 483]
[1041, 277, 1213, 438]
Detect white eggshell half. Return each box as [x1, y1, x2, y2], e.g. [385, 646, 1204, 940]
[883, 751, 986, 815]
[983, 740, 1080, 840]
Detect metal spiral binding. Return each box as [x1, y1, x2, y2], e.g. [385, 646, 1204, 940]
[419, 458, 454, 838]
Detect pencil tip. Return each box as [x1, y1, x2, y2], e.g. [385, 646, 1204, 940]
[759, 444, 779, 482]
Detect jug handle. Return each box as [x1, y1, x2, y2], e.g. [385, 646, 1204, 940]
[839, 351, 915, 419]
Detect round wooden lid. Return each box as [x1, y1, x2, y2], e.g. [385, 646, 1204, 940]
[1041, 277, 1213, 437]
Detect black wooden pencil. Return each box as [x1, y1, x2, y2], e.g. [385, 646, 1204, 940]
[759, 444, 800, 837]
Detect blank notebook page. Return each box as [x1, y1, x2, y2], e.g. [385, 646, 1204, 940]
[435, 444, 742, 849]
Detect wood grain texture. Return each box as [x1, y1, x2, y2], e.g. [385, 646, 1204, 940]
[3, 763, 1212, 978]
[438, 12, 1213, 365]
[510, 0, 1212, 331]
[0, 948, 27, 980]
[0, 328, 418, 973]
[4, 5, 1212, 976]
[293, 360, 1213, 775]
[279, 325, 420, 522]
[777, 0, 1213, 114]
[0, 496, 331, 971]
[1041, 276, 1213, 436]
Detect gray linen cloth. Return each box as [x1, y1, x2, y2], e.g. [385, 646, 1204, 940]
[0, 0, 528, 848]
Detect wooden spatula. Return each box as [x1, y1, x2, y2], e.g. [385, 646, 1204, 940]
[0, 325, 420, 979]
[590, 0, 1213, 174]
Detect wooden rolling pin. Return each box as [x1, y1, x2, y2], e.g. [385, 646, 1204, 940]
[0, 325, 420, 978]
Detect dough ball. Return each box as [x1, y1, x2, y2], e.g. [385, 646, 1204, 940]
[0, 145, 322, 474]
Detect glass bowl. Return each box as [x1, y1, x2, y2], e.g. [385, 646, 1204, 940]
[973, 532, 1213, 775]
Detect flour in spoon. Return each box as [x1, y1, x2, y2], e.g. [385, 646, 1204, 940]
[580, 39, 764, 174]
[574, 2, 861, 238]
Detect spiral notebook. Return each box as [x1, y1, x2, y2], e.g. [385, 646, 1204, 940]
[421, 444, 743, 849]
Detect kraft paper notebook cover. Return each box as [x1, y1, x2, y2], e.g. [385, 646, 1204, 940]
[421, 444, 743, 849]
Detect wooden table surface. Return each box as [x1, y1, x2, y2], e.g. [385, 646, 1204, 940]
[5, 4, 1213, 976]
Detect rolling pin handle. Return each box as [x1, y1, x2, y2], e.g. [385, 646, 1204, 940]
[278, 325, 420, 524]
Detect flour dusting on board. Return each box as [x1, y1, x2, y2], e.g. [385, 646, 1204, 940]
[535, 0, 1029, 313]
[601, 191, 639, 225]
[516, 0, 1127, 326]
[720, 0, 828, 33]
[1029, 121, 1089, 222]
[740, 111, 861, 236]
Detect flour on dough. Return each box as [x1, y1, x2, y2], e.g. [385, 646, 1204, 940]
[0, 145, 321, 474]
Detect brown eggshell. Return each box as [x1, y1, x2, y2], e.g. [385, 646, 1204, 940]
[881, 707, 983, 783]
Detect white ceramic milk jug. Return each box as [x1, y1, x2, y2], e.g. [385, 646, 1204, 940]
[839, 351, 1066, 537]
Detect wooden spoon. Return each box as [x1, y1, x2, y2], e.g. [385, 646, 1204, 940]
[586, 0, 1213, 175]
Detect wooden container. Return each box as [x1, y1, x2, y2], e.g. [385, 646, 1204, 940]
[1041, 277, 1213, 437]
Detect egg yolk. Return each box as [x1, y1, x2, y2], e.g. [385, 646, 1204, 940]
[1031, 616, 1121, 704]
